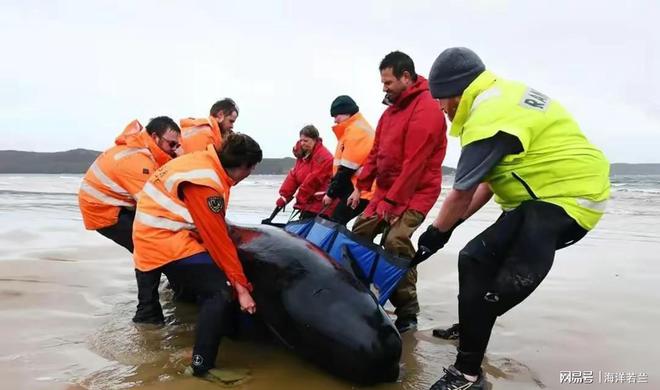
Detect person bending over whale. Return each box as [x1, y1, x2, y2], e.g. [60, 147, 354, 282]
[78, 116, 181, 324]
[132, 133, 262, 381]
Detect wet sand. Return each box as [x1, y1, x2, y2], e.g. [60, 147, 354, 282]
[1, 175, 658, 389]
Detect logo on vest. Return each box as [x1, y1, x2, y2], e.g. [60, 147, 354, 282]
[207, 196, 225, 214]
[520, 88, 551, 112]
[152, 166, 169, 183]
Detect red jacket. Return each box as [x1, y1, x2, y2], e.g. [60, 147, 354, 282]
[357, 76, 447, 217]
[279, 139, 334, 214]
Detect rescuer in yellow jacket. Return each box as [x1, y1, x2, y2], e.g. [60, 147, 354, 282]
[416, 48, 610, 390]
[78, 116, 181, 324]
[322, 95, 375, 225]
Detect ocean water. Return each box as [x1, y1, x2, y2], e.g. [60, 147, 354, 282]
[1, 174, 659, 390]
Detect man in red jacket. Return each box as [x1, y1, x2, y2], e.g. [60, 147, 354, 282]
[349, 51, 447, 333]
[276, 125, 334, 219]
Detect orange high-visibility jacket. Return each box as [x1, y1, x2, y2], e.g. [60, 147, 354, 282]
[132, 145, 234, 273]
[180, 116, 222, 153]
[331, 112, 375, 200]
[78, 120, 173, 230]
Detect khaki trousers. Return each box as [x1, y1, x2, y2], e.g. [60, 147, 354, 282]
[352, 209, 425, 319]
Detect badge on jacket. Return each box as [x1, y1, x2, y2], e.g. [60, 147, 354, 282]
[207, 196, 225, 214]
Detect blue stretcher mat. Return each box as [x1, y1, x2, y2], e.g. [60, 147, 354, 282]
[284, 217, 410, 306]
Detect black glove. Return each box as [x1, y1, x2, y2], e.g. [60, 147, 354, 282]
[327, 165, 357, 199]
[411, 219, 464, 266]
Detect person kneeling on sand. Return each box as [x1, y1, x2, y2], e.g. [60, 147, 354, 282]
[415, 47, 611, 390]
[132, 133, 262, 382]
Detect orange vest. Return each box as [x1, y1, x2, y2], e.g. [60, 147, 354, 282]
[180, 116, 222, 153]
[132, 145, 233, 271]
[331, 112, 375, 200]
[78, 120, 172, 230]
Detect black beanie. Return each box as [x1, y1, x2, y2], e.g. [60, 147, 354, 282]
[428, 47, 486, 99]
[330, 95, 359, 117]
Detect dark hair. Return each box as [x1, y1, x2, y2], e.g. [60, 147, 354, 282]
[210, 98, 239, 117]
[379, 51, 417, 81]
[299, 124, 319, 139]
[219, 133, 263, 169]
[145, 116, 180, 137]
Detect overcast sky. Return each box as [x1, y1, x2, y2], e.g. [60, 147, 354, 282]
[1, 0, 657, 165]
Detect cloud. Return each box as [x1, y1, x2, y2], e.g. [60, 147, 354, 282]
[0, 0, 657, 163]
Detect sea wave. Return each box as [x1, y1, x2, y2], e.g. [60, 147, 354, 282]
[0, 190, 77, 197]
[0, 174, 658, 196]
[612, 188, 660, 195]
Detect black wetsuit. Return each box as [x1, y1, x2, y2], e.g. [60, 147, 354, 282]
[451, 132, 588, 376]
[160, 252, 237, 376]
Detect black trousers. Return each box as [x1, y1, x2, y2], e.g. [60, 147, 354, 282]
[161, 252, 237, 375]
[454, 201, 587, 376]
[96, 208, 164, 324]
[299, 210, 331, 220]
[331, 198, 369, 226]
[97, 208, 135, 252]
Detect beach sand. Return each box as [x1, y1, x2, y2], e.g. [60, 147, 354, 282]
[0, 175, 657, 389]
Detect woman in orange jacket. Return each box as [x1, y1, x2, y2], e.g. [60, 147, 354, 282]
[132, 133, 262, 380]
[78, 116, 180, 324]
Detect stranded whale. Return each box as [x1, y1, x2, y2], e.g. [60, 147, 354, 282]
[229, 223, 401, 385]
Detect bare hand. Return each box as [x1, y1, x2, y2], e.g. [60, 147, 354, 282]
[347, 188, 360, 209]
[322, 194, 333, 206]
[235, 285, 256, 314]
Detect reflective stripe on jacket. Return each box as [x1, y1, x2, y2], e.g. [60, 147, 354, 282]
[132, 145, 232, 271]
[180, 116, 222, 153]
[331, 112, 375, 200]
[78, 120, 172, 230]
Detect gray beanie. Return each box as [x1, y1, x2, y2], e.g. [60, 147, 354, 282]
[428, 47, 485, 99]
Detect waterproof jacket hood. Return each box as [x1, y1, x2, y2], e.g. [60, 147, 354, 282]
[279, 138, 334, 214]
[357, 76, 447, 216]
[114, 120, 173, 167]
